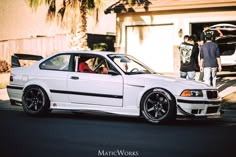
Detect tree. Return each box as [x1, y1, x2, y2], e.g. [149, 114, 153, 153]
[27, 0, 151, 50]
[28, 0, 103, 50]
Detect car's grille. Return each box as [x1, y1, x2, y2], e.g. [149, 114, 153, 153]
[206, 91, 218, 99]
[191, 109, 202, 114]
[206, 107, 219, 114]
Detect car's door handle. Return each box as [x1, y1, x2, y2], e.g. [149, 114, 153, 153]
[70, 76, 79, 80]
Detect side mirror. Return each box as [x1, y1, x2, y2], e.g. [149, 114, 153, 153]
[108, 70, 120, 76]
[120, 58, 130, 63]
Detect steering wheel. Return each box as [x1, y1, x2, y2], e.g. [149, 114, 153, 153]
[94, 60, 105, 73]
[130, 68, 139, 72]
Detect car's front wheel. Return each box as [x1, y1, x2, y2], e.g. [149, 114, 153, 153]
[22, 86, 50, 116]
[141, 88, 176, 124]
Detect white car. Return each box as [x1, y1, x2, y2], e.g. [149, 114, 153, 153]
[7, 51, 222, 124]
[210, 23, 236, 71]
[216, 35, 236, 71]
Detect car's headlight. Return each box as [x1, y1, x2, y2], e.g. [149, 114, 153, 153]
[180, 90, 203, 97]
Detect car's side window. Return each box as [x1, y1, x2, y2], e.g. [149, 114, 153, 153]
[74, 54, 119, 75]
[40, 54, 71, 71]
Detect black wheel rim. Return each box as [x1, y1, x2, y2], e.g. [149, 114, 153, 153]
[143, 92, 170, 121]
[23, 88, 45, 112]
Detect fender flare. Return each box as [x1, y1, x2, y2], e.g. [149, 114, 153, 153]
[23, 80, 52, 101]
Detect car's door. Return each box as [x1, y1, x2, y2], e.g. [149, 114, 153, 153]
[67, 54, 124, 107]
[39, 53, 73, 103]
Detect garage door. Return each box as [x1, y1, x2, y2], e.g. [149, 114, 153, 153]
[126, 24, 174, 72]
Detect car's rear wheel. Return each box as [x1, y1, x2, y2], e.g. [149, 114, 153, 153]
[141, 88, 176, 124]
[22, 86, 50, 116]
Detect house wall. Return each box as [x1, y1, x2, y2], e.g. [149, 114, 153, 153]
[116, 7, 236, 73]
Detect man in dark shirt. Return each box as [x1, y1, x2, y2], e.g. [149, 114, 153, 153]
[200, 24, 223, 44]
[198, 24, 223, 81]
[179, 35, 199, 80]
[200, 33, 222, 87]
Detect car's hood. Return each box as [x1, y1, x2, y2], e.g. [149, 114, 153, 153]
[124, 74, 214, 94]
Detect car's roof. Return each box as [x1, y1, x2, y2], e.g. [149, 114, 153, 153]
[59, 50, 119, 56]
[39, 50, 128, 64]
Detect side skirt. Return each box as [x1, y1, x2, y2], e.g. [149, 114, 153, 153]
[50, 101, 140, 116]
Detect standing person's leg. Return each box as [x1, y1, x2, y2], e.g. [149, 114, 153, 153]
[199, 71, 204, 81]
[203, 67, 211, 86]
[187, 71, 196, 80]
[180, 71, 187, 79]
[211, 67, 218, 87]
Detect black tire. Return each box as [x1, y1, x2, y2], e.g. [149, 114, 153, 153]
[71, 111, 80, 115]
[141, 88, 176, 124]
[10, 99, 16, 105]
[22, 86, 50, 116]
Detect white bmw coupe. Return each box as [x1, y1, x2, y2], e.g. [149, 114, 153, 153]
[7, 51, 222, 124]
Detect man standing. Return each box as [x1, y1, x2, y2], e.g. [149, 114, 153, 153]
[179, 35, 199, 80]
[182, 35, 189, 44]
[198, 24, 223, 81]
[200, 24, 223, 45]
[200, 33, 222, 87]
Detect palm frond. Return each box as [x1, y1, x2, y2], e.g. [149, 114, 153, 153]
[27, 0, 44, 10]
[46, 0, 56, 21]
[45, 0, 53, 5]
[59, 0, 80, 33]
[87, 0, 95, 9]
[57, 0, 66, 22]
[87, 0, 103, 23]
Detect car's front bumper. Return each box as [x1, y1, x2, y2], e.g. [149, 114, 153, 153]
[176, 98, 222, 118]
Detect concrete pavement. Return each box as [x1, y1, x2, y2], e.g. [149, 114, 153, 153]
[0, 88, 8, 101]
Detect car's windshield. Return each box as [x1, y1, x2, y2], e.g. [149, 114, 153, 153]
[108, 54, 154, 74]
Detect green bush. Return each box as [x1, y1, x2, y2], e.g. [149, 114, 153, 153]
[0, 60, 10, 73]
[92, 43, 108, 51]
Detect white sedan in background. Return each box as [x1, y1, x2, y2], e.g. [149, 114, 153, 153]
[7, 51, 222, 124]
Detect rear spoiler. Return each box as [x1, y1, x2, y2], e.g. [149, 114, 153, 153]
[11, 53, 43, 68]
[11, 55, 21, 67]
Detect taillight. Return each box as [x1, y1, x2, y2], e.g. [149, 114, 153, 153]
[10, 75, 13, 82]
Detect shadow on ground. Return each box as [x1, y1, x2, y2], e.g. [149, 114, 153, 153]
[217, 72, 236, 109]
[217, 73, 236, 93]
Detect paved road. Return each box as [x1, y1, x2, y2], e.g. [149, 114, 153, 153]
[0, 104, 236, 157]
